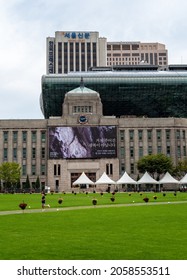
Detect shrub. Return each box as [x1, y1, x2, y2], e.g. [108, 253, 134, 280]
[153, 196, 157, 200]
[58, 198, 63, 204]
[19, 202, 27, 210]
[143, 197, 149, 203]
[110, 197, 115, 202]
[92, 198, 97, 206]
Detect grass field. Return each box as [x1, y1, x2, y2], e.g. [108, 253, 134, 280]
[0, 191, 187, 260]
[0, 191, 186, 211]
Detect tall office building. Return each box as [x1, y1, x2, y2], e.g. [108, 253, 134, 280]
[46, 31, 107, 74]
[47, 31, 168, 74]
[107, 42, 168, 66]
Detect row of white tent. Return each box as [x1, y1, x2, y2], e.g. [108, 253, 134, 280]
[73, 171, 187, 186]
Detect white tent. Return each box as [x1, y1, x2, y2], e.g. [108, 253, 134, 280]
[116, 171, 137, 184]
[179, 173, 187, 184]
[138, 171, 159, 184]
[72, 172, 95, 185]
[159, 172, 179, 184]
[95, 172, 116, 185]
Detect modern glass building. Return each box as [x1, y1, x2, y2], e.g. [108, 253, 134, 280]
[41, 68, 187, 119]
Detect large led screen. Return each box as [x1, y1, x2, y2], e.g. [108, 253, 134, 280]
[49, 126, 117, 159]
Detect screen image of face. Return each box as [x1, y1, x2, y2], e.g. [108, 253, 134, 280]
[49, 126, 117, 159]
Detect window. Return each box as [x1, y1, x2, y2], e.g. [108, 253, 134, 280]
[54, 164, 61, 176]
[120, 163, 125, 173]
[122, 44, 130, 50]
[156, 130, 161, 140]
[112, 44, 120, 50]
[130, 147, 134, 158]
[32, 165, 36, 175]
[139, 146, 143, 158]
[22, 148, 27, 159]
[177, 146, 181, 157]
[13, 148, 17, 160]
[176, 130, 180, 140]
[106, 163, 113, 175]
[166, 145, 170, 156]
[41, 131, 46, 142]
[13, 131, 18, 142]
[120, 130, 124, 141]
[55, 179, 59, 191]
[147, 130, 152, 141]
[22, 165, 26, 176]
[182, 130, 186, 140]
[148, 146, 152, 155]
[130, 163, 134, 174]
[166, 130, 170, 140]
[132, 44, 139, 50]
[41, 165, 45, 175]
[3, 148, 8, 160]
[138, 130, 143, 141]
[3, 131, 8, 142]
[41, 147, 45, 159]
[31, 131, 36, 142]
[129, 130, 134, 141]
[32, 147, 36, 159]
[120, 147, 125, 157]
[22, 131, 27, 142]
[157, 146, 162, 154]
[183, 146, 186, 156]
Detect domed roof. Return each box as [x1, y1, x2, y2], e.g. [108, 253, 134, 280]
[66, 86, 99, 96]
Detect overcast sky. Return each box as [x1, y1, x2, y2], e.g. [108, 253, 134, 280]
[1, 0, 187, 119]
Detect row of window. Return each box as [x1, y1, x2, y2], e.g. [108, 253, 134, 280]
[119, 129, 186, 142]
[73, 106, 92, 113]
[2, 131, 46, 143]
[108, 57, 140, 61]
[22, 164, 46, 176]
[107, 44, 161, 51]
[120, 145, 187, 158]
[108, 62, 167, 66]
[3, 147, 46, 161]
[58, 42, 97, 73]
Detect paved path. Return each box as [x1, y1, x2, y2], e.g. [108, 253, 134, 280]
[0, 200, 187, 216]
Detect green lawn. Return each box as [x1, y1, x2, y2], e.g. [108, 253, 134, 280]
[0, 191, 186, 211]
[0, 192, 187, 260]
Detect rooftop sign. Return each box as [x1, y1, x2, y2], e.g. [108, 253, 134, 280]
[64, 32, 90, 40]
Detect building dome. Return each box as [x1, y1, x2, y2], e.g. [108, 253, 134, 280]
[66, 85, 99, 97]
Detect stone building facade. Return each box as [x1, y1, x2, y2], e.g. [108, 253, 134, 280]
[0, 86, 186, 192]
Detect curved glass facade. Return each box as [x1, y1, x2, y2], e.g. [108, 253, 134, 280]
[41, 71, 187, 119]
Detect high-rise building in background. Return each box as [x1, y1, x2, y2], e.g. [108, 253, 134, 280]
[47, 31, 168, 74]
[107, 42, 168, 67]
[46, 31, 107, 74]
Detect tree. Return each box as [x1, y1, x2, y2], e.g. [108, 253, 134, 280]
[173, 158, 187, 178]
[0, 162, 21, 190]
[35, 176, 41, 192]
[137, 154, 174, 179]
[25, 175, 31, 190]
